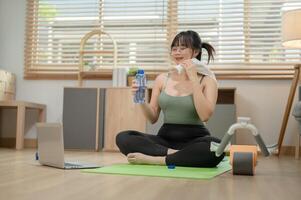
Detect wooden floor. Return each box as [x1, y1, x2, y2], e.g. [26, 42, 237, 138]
[0, 148, 300, 200]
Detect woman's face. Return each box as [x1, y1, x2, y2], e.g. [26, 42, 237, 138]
[171, 45, 198, 65]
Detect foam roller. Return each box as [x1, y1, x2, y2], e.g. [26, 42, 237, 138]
[230, 145, 257, 175]
[232, 152, 254, 175]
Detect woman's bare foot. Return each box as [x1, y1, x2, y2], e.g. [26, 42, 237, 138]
[167, 148, 178, 155]
[127, 153, 165, 165]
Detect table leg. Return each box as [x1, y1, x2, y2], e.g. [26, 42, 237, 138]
[16, 105, 25, 150]
[38, 107, 46, 122]
[296, 133, 300, 160]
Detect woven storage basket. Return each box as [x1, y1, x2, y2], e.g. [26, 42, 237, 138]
[0, 70, 16, 101]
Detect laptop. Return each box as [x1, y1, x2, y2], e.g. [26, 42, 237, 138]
[36, 123, 101, 169]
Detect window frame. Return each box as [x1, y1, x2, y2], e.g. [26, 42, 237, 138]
[24, 0, 299, 80]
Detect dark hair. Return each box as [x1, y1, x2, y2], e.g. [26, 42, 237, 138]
[171, 30, 215, 64]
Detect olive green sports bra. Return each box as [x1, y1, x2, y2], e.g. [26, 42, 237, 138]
[158, 74, 204, 125]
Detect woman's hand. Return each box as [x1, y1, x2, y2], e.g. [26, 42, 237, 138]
[180, 59, 199, 82]
[131, 79, 139, 96]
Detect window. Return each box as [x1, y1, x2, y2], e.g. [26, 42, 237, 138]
[102, 0, 168, 68]
[25, 0, 101, 78]
[176, 0, 301, 65]
[25, 0, 301, 79]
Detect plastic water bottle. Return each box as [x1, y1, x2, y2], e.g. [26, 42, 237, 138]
[134, 69, 146, 104]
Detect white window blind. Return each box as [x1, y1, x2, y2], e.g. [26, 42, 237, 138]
[175, 0, 301, 65]
[25, 0, 301, 78]
[25, 0, 102, 76]
[102, 0, 169, 69]
[25, 0, 169, 77]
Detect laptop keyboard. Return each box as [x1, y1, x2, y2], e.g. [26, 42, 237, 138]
[64, 162, 82, 168]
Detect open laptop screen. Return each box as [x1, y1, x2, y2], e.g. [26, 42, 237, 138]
[36, 123, 65, 168]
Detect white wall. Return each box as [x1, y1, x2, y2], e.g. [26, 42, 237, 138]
[0, 0, 299, 146]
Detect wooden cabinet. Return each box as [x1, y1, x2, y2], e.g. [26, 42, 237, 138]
[104, 88, 147, 151]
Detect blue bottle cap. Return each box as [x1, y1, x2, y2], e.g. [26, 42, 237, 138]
[137, 69, 144, 74]
[167, 164, 176, 169]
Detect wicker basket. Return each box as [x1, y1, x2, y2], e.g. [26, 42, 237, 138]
[0, 70, 16, 101]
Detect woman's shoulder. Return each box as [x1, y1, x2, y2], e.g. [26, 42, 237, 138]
[155, 73, 168, 83]
[157, 72, 168, 79]
[153, 73, 168, 90]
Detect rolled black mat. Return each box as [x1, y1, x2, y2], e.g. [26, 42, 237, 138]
[232, 152, 254, 175]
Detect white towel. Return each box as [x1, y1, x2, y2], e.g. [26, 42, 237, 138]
[191, 58, 217, 82]
[174, 58, 216, 82]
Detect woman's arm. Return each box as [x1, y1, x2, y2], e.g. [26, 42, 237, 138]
[179, 59, 218, 122]
[133, 73, 165, 124]
[191, 76, 218, 122]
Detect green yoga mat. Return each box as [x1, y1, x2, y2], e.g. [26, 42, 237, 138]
[82, 159, 231, 180]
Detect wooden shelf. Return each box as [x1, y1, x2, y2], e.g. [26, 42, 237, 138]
[0, 100, 46, 150]
[78, 30, 117, 87]
[79, 69, 112, 78]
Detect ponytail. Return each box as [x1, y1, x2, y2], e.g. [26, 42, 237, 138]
[196, 42, 215, 64]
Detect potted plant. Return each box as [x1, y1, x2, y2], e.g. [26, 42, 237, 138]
[127, 67, 139, 86]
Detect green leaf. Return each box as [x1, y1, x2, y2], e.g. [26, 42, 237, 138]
[128, 67, 139, 76]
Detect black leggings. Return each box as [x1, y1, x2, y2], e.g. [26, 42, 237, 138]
[116, 123, 225, 168]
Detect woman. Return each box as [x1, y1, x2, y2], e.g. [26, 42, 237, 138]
[116, 30, 225, 167]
